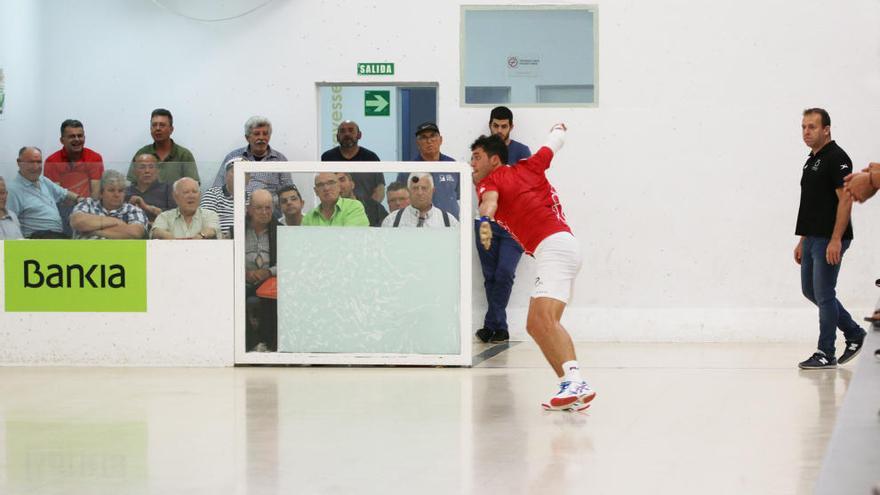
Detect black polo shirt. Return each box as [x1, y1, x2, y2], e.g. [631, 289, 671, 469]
[795, 140, 853, 240]
[320, 146, 385, 202]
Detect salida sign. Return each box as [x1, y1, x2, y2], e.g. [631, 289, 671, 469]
[4, 240, 147, 312]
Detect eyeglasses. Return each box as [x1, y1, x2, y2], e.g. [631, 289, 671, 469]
[315, 180, 338, 189]
[417, 133, 440, 141]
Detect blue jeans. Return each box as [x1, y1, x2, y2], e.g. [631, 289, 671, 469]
[475, 220, 524, 331]
[800, 236, 864, 356]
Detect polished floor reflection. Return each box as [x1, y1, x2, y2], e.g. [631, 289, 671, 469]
[0, 343, 852, 494]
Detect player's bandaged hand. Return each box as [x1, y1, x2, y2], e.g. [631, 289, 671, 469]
[479, 221, 492, 250]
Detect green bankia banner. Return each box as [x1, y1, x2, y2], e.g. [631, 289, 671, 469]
[4, 240, 147, 312]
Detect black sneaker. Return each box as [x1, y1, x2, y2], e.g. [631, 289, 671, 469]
[475, 328, 494, 343]
[798, 352, 837, 369]
[490, 329, 509, 342]
[838, 333, 866, 365]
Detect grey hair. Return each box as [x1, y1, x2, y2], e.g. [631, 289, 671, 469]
[172, 177, 199, 194]
[407, 172, 434, 188]
[18, 146, 42, 158]
[244, 116, 272, 137]
[100, 170, 127, 192]
[313, 172, 337, 185]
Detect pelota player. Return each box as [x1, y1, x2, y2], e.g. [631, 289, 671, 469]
[470, 123, 595, 411]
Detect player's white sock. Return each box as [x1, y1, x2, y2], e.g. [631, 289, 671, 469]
[561, 360, 583, 383]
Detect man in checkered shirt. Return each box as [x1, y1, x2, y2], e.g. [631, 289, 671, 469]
[70, 170, 147, 240]
[211, 115, 294, 196]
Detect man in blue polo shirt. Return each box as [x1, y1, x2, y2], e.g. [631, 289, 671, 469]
[6, 146, 80, 238]
[396, 122, 460, 219]
[475, 107, 533, 343]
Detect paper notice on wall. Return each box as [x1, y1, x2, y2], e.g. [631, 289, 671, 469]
[505, 54, 541, 78]
[0, 68, 5, 119]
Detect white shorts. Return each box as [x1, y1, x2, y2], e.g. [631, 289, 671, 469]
[532, 231, 582, 304]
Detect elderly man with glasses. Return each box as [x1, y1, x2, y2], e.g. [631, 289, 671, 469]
[301, 172, 368, 227]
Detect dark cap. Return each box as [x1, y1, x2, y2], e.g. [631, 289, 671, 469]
[415, 122, 439, 136]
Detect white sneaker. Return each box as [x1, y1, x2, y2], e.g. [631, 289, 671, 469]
[542, 381, 596, 410]
[250, 342, 270, 353]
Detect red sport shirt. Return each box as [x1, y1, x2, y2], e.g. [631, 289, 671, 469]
[44, 147, 104, 198]
[477, 146, 571, 255]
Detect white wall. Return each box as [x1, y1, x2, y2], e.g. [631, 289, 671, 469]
[0, 0, 43, 165]
[1, 0, 879, 342]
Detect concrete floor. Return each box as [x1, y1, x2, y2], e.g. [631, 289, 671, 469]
[0, 342, 858, 495]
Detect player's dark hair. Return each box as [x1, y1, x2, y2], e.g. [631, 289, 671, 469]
[489, 106, 513, 123]
[471, 134, 508, 165]
[151, 108, 174, 126]
[803, 108, 830, 127]
[60, 119, 83, 135]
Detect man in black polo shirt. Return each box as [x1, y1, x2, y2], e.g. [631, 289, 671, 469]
[794, 107, 866, 369]
[321, 121, 385, 203]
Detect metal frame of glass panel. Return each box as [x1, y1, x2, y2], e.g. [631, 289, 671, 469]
[233, 162, 473, 366]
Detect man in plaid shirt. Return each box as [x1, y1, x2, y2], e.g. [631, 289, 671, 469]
[211, 116, 294, 196]
[70, 170, 147, 240]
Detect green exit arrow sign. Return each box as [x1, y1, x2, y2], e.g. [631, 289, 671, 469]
[364, 91, 390, 117]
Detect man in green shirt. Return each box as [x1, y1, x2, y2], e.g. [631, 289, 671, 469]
[127, 108, 200, 184]
[302, 172, 369, 226]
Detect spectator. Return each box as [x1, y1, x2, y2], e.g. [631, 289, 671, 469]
[213, 116, 293, 196]
[125, 153, 176, 222]
[6, 146, 80, 239]
[302, 172, 369, 226]
[337, 172, 387, 227]
[44, 119, 103, 199]
[489, 106, 532, 164]
[475, 106, 532, 343]
[151, 178, 219, 240]
[245, 189, 279, 352]
[201, 157, 239, 238]
[382, 172, 459, 228]
[0, 176, 23, 240]
[386, 181, 410, 212]
[43, 119, 103, 236]
[127, 108, 199, 184]
[396, 122, 460, 219]
[278, 185, 304, 226]
[321, 120, 385, 202]
[70, 170, 147, 240]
